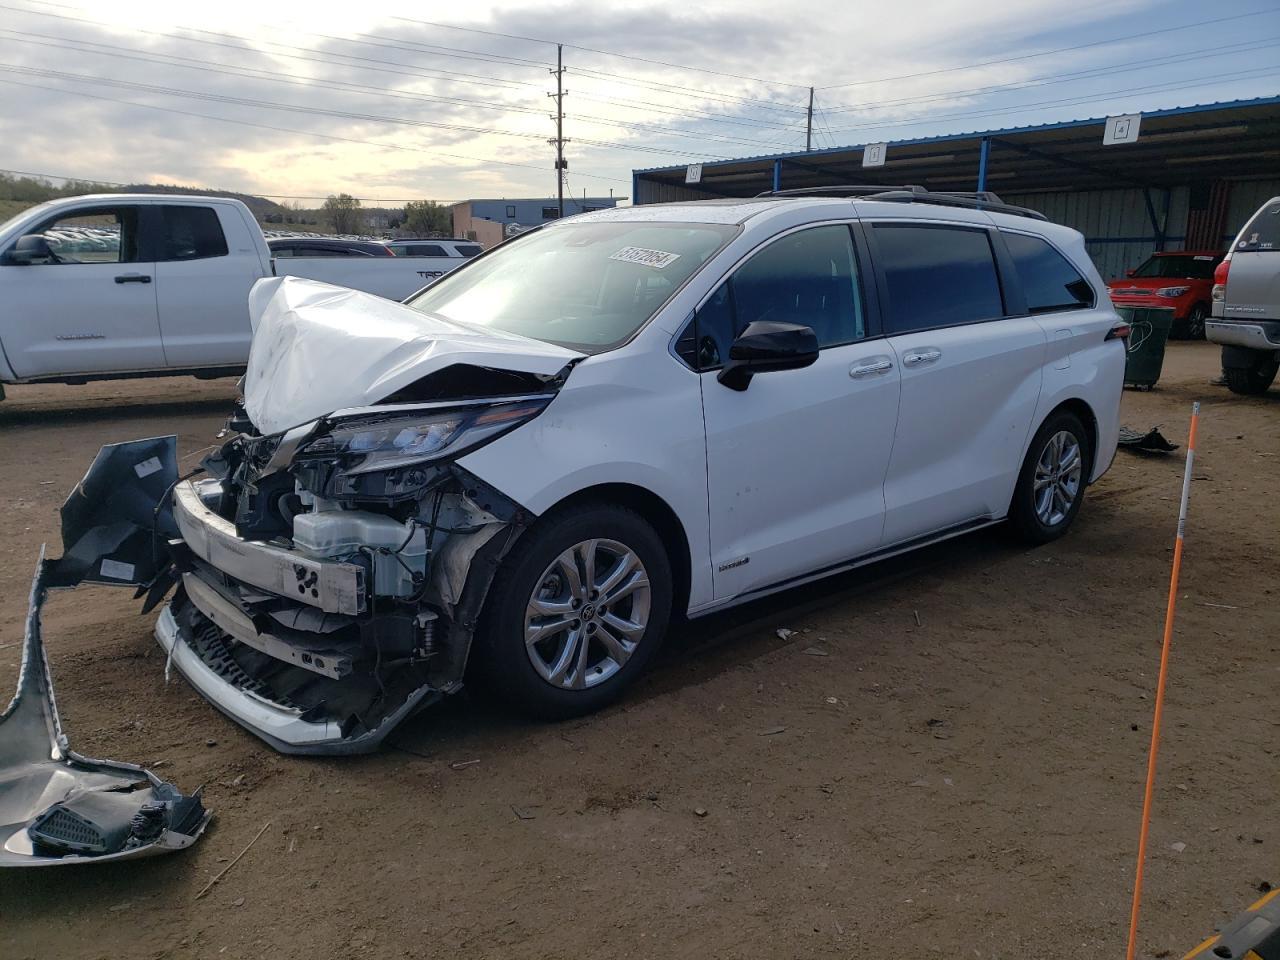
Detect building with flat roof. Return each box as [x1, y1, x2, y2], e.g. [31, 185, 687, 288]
[631, 97, 1280, 280]
[451, 196, 624, 248]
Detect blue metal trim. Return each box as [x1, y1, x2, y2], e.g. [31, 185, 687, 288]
[772, 159, 781, 192]
[977, 137, 990, 193]
[631, 172, 639, 206]
[631, 94, 1280, 176]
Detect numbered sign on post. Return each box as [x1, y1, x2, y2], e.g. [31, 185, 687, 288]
[685, 164, 703, 185]
[1103, 114, 1142, 146]
[862, 143, 887, 167]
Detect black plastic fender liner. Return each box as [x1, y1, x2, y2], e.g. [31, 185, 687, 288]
[0, 551, 210, 867]
[49, 435, 181, 590]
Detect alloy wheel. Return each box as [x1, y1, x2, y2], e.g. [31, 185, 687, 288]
[1033, 430, 1082, 527]
[524, 538, 651, 690]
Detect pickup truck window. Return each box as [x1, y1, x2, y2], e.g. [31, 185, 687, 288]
[11, 207, 139, 264]
[157, 206, 228, 261]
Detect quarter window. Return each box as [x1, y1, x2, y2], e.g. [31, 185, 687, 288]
[873, 224, 1004, 333]
[400, 243, 448, 257]
[692, 225, 865, 369]
[157, 206, 228, 261]
[1002, 232, 1094, 314]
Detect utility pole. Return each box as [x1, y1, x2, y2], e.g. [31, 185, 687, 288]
[805, 86, 814, 152]
[548, 44, 567, 218]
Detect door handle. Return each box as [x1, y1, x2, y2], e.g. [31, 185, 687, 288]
[850, 358, 893, 378]
[903, 349, 941, 366]
[114, 273, 151, 284]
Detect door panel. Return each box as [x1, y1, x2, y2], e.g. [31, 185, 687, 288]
[882, 318, 1045, 544]
[702, 347, 900, 597]
[0, 205, 163, 378]
[697, 223, 899, 600]
[155, 205, 260, 367]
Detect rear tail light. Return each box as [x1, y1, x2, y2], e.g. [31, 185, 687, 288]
[1106, 320, 1131, 342]
[1212, 259, 1230, 302]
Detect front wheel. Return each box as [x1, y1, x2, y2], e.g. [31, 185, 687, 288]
[1008, 411, 1092, 544]
[474, 503, 672, 719]
[1223, 351, 1279, 395]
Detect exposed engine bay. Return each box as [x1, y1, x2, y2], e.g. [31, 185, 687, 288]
[158, 391, 552, 753]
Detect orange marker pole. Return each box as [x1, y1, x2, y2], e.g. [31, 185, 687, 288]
[1125, 401, 1200, 960]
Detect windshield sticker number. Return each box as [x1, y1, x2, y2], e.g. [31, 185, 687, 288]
[610, 246, 681, 269]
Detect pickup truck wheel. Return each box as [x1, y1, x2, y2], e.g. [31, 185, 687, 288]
[1223, 354, 1279, 395]
[1008, 411, 1091, 545]
[475, 504, 672, 719]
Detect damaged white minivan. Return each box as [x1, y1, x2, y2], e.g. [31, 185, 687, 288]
[52, 189, 1126, 754]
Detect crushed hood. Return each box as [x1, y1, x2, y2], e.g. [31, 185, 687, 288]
[244, 277, 583, 435]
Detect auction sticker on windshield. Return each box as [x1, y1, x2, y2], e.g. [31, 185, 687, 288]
[610, 246, 681, 269]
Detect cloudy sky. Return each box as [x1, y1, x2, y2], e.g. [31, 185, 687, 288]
[0, 0, 1276, 205]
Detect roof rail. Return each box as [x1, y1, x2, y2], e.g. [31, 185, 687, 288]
[865, 189, 1048, 221]
[753, 184, 1048, 221]
[755, 184, 925, 198]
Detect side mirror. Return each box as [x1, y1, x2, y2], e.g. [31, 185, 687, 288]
[2, 234, 55, 265]
[717, 320, 819, 391]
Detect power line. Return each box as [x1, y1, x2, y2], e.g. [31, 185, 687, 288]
[819, 9, 1278, 89]
[820, 35, 1280, 114]
[0, 62, 716, 159]
[391, 15, 810, 89]
[0, 30, 809, 149]
[819, 67, 1280, 136]
[0, 75, 629, 182]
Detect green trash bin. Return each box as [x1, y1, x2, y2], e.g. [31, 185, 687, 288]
[1117, 305, 1174, 390]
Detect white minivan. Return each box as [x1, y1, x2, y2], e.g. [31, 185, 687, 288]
[57, 188, 1126, 754]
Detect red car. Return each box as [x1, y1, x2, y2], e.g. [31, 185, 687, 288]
[1107, 250, 1223, 339]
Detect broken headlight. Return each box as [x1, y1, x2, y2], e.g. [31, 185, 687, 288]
[297, 399, 549, 475]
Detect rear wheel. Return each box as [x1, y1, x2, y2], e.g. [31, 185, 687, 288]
[1008, 411, 1091, 544]
[1223, 352, 1279, 395]
[475, 503, 672, 719]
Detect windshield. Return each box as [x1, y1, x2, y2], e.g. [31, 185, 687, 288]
[1131, 254, 1219, 279]
[405, 221, 737, 352]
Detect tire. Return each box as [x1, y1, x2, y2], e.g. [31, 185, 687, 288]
[474, 502, 673, 719]
[1182, 304, 1207, 341]
[1007, 410, 1092, 545]
[1223, 354, 1279, 395]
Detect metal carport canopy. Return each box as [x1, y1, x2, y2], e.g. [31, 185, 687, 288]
[631, 97, 1280, 202]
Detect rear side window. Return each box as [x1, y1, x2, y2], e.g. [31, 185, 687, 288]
[158, 206, 228, 261]
[1002, 232, 1094, 314]
[1237, 200, 1280, 252]
[873, 224, 1004, 333]
[692, 224, 865, 368]
[405, 244, 448, 257]
[454, 244, 483, 257]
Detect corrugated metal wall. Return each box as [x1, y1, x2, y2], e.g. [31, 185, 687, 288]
[1225, 179, 1280, 241]
[1002, 187, 1190, 282]
[634, 180, 727, 204]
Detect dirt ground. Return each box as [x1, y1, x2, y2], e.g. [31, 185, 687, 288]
[0, 342, 1275, 960]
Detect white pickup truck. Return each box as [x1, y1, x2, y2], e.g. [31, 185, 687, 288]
[0, 194, 460, 395]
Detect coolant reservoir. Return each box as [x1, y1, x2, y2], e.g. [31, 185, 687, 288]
[292, 511, 426, 597]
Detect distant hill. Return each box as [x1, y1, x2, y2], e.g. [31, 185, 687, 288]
[0, 172, 290, 226]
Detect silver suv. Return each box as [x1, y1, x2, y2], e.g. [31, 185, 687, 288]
[1207, 197, 1280, 395]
